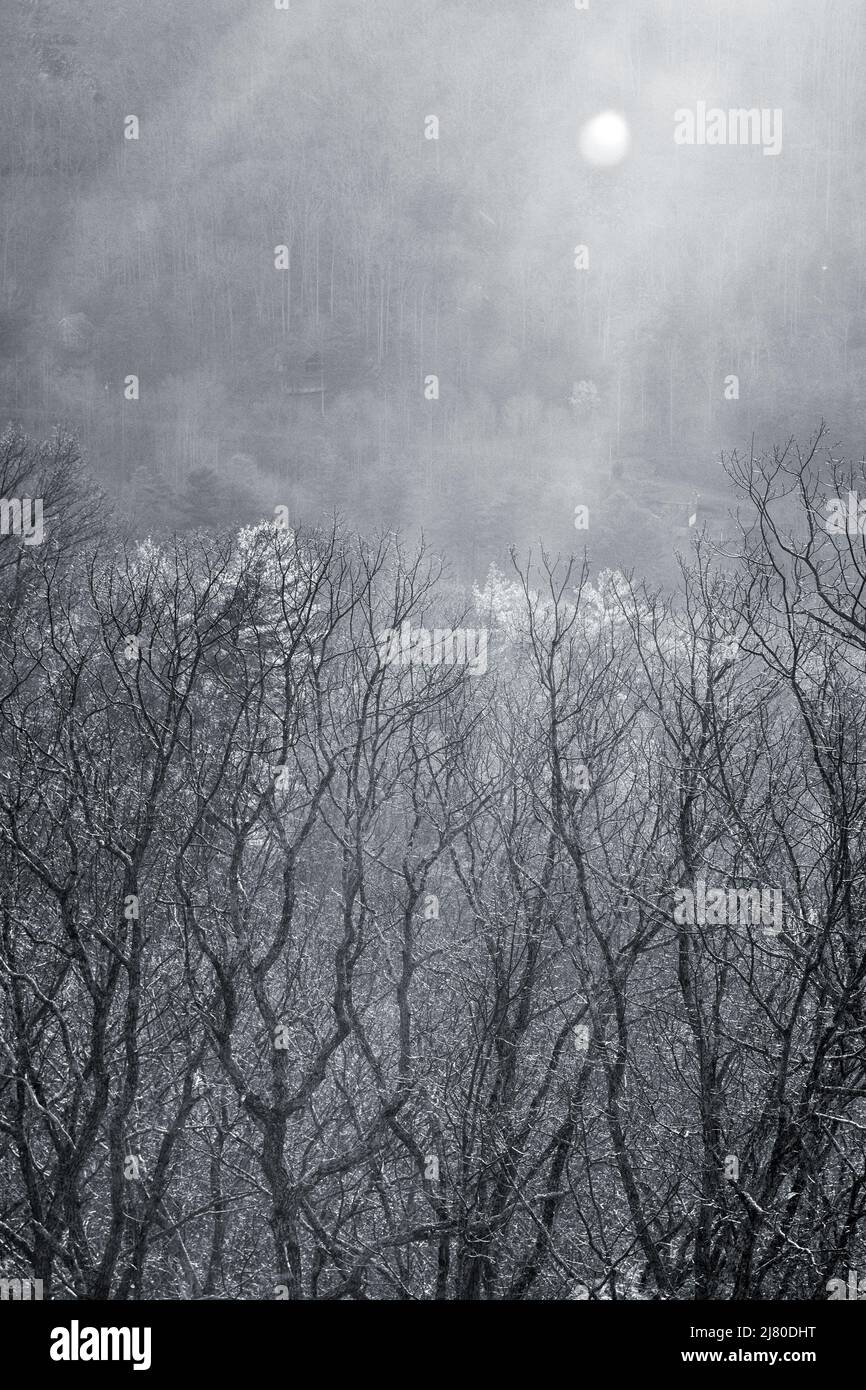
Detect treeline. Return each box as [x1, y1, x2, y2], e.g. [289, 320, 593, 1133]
[0, 427, 865, 1299]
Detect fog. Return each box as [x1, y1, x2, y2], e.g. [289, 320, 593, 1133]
[1, 0, 863, 576]
[4, 1, 866, 1319]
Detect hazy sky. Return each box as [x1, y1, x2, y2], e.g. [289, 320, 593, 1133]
[4, 0, 866, 570]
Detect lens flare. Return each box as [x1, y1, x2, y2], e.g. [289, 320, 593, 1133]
[579, 110, 631, 167]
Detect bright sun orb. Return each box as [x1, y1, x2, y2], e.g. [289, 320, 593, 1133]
[579, 110, 631, 168]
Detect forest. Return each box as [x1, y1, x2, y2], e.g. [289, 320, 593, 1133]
[0, 425, 865, 1299]
[2, 0, 866, 1309]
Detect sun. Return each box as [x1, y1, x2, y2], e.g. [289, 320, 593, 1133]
[579, 110, 631, 168]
